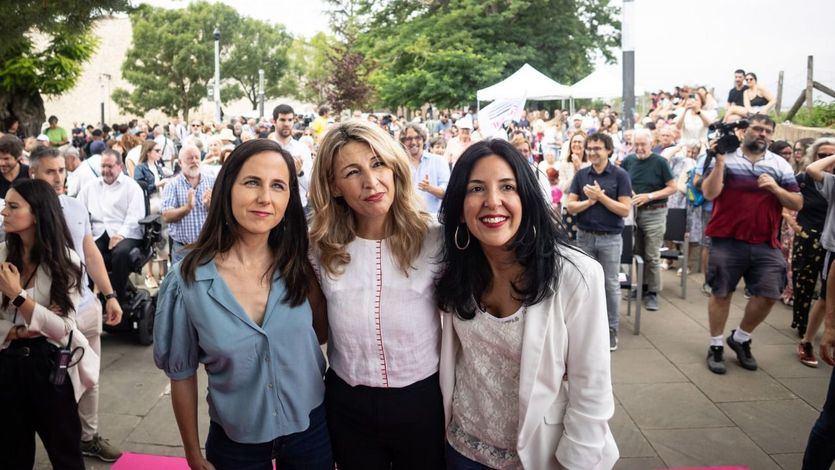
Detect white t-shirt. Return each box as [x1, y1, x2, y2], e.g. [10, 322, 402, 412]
[60, 195, 95, 306]
[275, 137, 313, 207]
[312, 225, 443, 388]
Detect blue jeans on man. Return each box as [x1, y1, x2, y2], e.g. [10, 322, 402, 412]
[577, 230, 623, 333]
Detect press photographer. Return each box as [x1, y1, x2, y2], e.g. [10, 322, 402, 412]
[700, 113, 802, 375]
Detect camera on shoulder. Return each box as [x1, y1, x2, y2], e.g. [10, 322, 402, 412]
[707, 119, 749, 155]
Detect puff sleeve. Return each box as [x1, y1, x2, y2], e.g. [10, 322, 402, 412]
[153, 270, 199, 380]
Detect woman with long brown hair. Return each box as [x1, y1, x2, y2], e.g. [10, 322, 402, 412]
[154, 139, 332, 469]
[0, 179, 86, 469]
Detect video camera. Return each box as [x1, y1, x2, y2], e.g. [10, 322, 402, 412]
[703, 119, 748, 172]
[707, 119, 748, 155]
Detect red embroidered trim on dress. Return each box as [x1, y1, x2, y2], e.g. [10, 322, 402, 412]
[374, 240, 389, 387]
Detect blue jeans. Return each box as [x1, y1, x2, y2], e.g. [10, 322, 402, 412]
[205, 403, 333, 470]
[446, 441, 491, 470]
[577, 230, 623, 332]
[802, 366, 835, 469]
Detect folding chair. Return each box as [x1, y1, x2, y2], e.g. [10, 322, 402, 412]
[660, 208, 689, 299]
[620, 224, 645, 335]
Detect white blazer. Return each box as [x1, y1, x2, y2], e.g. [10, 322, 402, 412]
[0, 244, 99, 401]
[440, 248, 619, 469]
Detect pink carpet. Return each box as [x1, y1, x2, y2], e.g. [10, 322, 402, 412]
[112, 453, 190, 469]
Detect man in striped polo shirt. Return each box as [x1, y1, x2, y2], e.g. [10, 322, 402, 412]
[701, 114, 802, 374]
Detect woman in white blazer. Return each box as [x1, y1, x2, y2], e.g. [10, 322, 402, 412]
[0, 179, 92, 470]
[435, 140, 619, 469]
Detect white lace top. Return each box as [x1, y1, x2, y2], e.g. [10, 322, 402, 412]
[447, 305, 526, 469]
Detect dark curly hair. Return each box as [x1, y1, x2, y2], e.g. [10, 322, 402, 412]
[435, 139, 578, 319]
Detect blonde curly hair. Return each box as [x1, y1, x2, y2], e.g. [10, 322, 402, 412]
[309, 119, 431, 277]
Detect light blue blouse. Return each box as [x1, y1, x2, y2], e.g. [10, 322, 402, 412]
[153, 260, 326, 444]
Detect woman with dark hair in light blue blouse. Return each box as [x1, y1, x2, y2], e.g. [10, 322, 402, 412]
[154, 139, 331, 470]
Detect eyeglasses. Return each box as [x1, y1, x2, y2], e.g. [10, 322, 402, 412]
[818, 153, 835, 159]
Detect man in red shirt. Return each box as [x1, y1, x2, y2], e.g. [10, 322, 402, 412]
[701, 114, 802, 374]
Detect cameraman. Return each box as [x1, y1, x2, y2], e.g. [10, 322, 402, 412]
[701, 114, 801, 375]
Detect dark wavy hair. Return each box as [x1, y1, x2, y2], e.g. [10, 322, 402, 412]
[180, 139, 313, 306]
[435, 139, 577, 319]
[2, 179, 82, 316]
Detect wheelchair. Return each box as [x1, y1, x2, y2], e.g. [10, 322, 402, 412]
[101, 214, 163, 345]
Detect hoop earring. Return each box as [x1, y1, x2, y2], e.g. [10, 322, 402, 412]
[454, 224, 470, 250]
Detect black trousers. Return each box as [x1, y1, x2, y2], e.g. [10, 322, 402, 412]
[325, 369, 446, 470]
[0, 337, 84, 470]
[95, 232, 143, 300]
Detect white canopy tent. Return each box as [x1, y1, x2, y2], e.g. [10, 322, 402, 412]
[476, 63, 573, 102]
[568, 64, 623, 99]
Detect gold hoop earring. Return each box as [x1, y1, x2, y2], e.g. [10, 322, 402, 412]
[454, 224, 470, 250]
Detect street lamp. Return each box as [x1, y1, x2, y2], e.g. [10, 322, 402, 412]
[258, 69, 265, 119]
[213, 27, 221, 124]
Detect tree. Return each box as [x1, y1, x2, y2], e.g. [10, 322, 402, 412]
[284, 34, 336, 106]
[0, 0, 130, 136]
[354, 0, 620, 109]
[112, 2, 241, 122]
[222, 17, 293, 111]
[323, 0, 373, 112]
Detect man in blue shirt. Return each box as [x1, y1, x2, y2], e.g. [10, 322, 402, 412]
[566, 133, 633, 350]
[161, 145, 215, 263]
[400, 123, 450, 216]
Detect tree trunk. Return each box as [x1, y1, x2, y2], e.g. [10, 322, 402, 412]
[0, 90, 46, 138]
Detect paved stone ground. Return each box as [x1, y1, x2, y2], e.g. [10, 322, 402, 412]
[34, 272, 831, 469]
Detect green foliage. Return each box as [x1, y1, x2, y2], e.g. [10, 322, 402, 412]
[790, 101, 835, 128]
[113, 2, 241, 121]
[115, 2, 294, 119]
[0, 0, 127, 95]
[350, 0, 620, 109]
[283, 35, 335, 105]
[222, 17, 293, 109]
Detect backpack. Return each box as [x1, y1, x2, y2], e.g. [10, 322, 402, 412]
[685, 167, 705, 207]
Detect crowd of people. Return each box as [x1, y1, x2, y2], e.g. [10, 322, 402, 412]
[0, 64, 833, 470]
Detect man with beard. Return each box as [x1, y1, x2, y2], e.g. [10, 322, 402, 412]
[400, 122, 449, 215]
[701, 114, 802, 374]
[78, 149, 147, 302]
[271, 104, 312, 210]
[161, 145, 213, 263]
[0, 134, 29, 198]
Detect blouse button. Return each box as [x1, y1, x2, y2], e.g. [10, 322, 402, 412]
[267, 383, 273, 389]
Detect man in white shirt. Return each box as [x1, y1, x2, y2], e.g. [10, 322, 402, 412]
[78, 149, 146, 301]
[153, 124, 176, 167]
[29, 146, 124, 462]
[63, 146, 98, 197]
[271, 104, 313, 210]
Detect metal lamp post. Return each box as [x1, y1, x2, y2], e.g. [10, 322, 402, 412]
[258, 69, 265, 119]
[213, 27, 222, 124]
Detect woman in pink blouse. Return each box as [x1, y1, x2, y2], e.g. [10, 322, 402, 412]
[309, 119, 445, 469]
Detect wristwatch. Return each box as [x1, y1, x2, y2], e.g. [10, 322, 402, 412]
[104, 292, 118, 301]
[12, 289, 27, 308]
